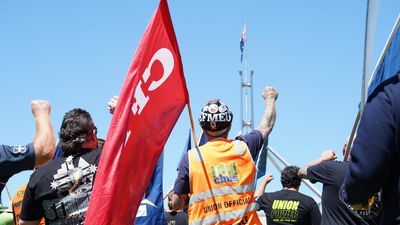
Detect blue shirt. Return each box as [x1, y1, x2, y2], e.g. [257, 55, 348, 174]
[173, 130, 264, 194]
[343, 75, 400, 224]
[0, 143, 35, 204]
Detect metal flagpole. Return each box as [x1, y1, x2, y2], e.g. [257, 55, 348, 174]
[239, 21, 254, 135]
[345, 8, 399, 161]
[4, 185, 12, 203]
[361, 0, 380, 111]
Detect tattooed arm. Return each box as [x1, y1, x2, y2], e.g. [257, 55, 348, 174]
[255, 87, 278, 139]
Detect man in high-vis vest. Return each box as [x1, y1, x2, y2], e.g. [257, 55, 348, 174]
[168, 86, 278, 225]
[12, 184, 45, 225]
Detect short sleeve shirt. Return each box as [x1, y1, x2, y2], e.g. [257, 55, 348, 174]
[307, 161, 360, 225]
[0, 143, 35, 203]
[256, 189, 321, 225]
[20, 149, 102, 224]
[173, 130, 264, 194]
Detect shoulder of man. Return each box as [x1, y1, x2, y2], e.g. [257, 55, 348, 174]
[235, 130, 263, 154]
[307, 160, 347, 185]
[0, 143, 36, 179]
[28, 158, 63, 184]
[265, 189, 289, 198]
[236, 130, 262, 142]
[309, 160, 344, 171]
[83, 148, 102, 157]
[295, 191, 318, 203]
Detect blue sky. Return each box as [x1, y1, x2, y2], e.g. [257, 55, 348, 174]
[1, 0, 400, 207]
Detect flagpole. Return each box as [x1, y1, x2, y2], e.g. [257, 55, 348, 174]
[163, 103, 199, 201]
[344, 9, 399, 161]
[344, 112, 361, 161]
[361, 0, 380, 111]
[240, 21, 253, 135]
[187, 102, 198, 145]
[4, 184, 12, 205]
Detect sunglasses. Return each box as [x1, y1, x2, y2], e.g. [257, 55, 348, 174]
[92, 126, 98, 135]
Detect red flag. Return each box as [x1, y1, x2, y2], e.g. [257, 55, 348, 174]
[85, 0, 188, 224]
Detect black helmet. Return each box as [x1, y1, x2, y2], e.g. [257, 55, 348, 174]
[199, 98, 233, 131]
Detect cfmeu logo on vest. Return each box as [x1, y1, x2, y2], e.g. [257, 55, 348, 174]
[211, 162, 239, 184]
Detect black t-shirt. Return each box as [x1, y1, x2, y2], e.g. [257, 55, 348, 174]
[164, 211, 188, 225]
[256, 189, 321, 225]
[20, 149, 102, 225]
[308, 161, 362, 225]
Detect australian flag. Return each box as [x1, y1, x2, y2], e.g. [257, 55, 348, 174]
[240, 23, 247, 63]
[368, 21, 400, 97]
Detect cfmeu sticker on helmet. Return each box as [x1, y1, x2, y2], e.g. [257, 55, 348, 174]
[199, 98, 233, 131]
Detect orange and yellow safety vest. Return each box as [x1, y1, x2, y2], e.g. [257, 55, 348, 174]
[188, 138, 261, 225]
[12, 184, 45, 225]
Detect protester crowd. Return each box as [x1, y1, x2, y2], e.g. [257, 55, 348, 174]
[0, 74, 399, 225]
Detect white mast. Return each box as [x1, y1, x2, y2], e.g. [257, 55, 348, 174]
[239, 22, 254, 135]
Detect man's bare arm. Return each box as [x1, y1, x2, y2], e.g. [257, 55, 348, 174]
[255, 87, 278, 139]
[254, 174, 274, 198]
[298, 150, 337, 179]
[31, 100, 55, 167]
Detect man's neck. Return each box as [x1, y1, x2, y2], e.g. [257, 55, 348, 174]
[207, 136, 227, 141]
[283, 187, 298, 192]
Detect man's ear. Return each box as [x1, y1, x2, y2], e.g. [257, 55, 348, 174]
[82, 133, 98, 149]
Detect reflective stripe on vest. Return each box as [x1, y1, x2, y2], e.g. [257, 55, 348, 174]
[189, 203, 257, 225]
[189, 182, 255, 206]
[193, 145, 204, 163]
[232, 140, 245, 155]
